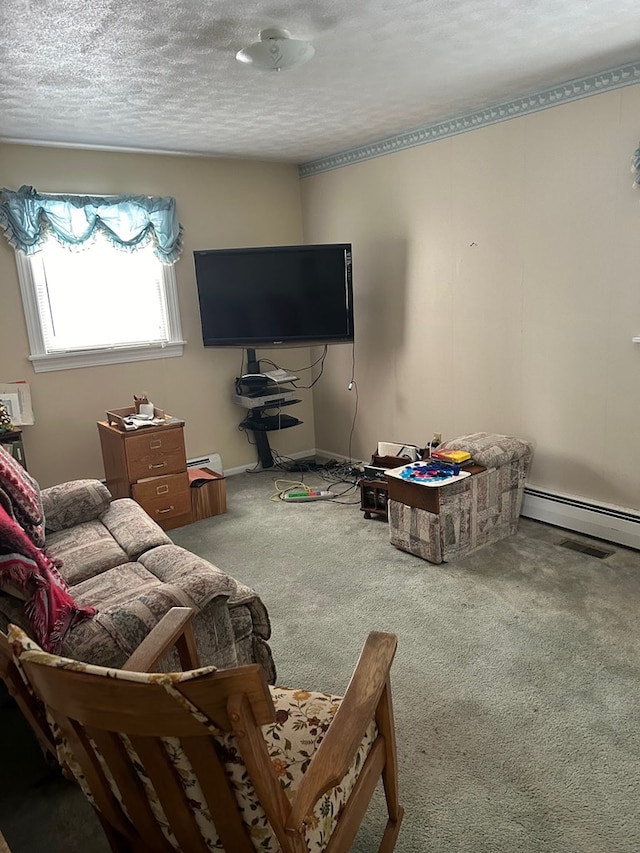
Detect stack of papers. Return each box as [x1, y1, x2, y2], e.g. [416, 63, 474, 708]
[124, 415, 165, 429]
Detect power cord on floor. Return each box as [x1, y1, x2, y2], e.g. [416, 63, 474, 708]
[271, 479, 311, 502]
[270, 478, 359, 505]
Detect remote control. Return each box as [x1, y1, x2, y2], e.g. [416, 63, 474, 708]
[283, 490, 333, 502]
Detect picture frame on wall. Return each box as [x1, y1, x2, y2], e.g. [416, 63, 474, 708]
[0, 381, 34, 425]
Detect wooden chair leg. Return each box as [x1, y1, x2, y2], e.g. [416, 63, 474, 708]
[379, 806, 405, 853]
[376, 678, 404, 851]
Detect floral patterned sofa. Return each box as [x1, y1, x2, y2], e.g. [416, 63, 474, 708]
[0, 451, 275, 682]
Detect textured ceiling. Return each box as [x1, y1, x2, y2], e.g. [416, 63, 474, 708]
[2, 0, 640, 165]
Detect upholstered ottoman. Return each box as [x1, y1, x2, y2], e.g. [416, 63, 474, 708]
[388, 432, 533, 563]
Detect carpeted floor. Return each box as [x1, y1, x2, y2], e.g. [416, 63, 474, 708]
[2, 468, 640, 851]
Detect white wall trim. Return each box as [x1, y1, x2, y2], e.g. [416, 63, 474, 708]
[522, 486, 640, 550]
[196, 449, 322, 477]
[207, 456, 640, 552]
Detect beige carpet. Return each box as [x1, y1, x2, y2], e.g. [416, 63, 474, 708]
[2, 467, 640, 852]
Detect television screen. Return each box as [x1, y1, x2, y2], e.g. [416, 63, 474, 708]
[193, 243, 354, 348]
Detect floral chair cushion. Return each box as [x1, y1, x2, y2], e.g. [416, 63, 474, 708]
[9, 625, 377, 851]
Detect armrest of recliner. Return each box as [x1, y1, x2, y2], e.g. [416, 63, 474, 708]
[285, 631, 398, 834]
[41, 479, 113, 532]
[121, 607, 201, 672]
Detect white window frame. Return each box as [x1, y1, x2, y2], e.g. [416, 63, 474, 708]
[15, 246, 186, 373]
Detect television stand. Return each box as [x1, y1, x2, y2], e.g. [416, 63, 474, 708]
[243, 410, 302, 468]
[236, 351, 302, 469]
[245, 347, 261, 376]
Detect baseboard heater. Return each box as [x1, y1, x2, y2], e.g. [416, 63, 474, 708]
[522, 486, 640, 550]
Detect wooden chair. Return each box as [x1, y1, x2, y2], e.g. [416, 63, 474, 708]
[0, 607, 201, 764]
[1, 627, 57, 760]
[8, 610, 403, 852]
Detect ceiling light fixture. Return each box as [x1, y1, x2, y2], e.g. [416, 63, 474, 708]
[236, 28, 315, 72]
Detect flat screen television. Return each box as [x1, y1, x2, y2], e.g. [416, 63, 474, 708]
[193, 243, 354, 349]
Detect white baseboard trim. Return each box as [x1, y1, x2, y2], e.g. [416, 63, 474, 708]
[221, 448, 321, 478]
[214, 454, 640, 549]
[522, 486, 640, 550]
[223, 447, 368, 477]
[315, 447, 366, 465]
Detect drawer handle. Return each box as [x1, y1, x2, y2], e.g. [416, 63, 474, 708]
[156, 506, 174, 514]
[149, 462, 167, 470]
[156, 484, 169, 495]
[150, 439, 162, 450]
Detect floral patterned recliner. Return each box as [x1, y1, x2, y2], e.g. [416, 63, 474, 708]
[0, 444, 275, 681]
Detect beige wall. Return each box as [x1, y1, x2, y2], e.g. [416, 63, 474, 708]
[301, 84, 640, 510]
[4, 83, 640, 509]
[0, 143, 313, 486]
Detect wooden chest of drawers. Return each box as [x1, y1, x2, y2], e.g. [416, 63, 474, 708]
[97, 420, 191, 531]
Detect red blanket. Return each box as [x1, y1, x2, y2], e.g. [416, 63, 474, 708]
[0, 504, 95, 652]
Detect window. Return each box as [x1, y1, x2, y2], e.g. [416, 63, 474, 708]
[16, 234, 185, 372]
[1, 186, 185, 372]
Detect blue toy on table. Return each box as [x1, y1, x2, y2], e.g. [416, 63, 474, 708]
[398, 461, 461, 480]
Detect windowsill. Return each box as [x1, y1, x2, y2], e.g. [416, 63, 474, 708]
[29, 341, 186, 373]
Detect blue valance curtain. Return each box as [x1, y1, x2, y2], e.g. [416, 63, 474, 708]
[0, 185, 183, 264]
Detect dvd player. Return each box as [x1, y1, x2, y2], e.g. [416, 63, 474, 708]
[234, 389, 299, 409]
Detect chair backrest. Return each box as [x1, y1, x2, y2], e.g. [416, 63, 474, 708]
[15, 645, 275, 851]
[0, 628, 56, 759]
[9, 624, 403, 853]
